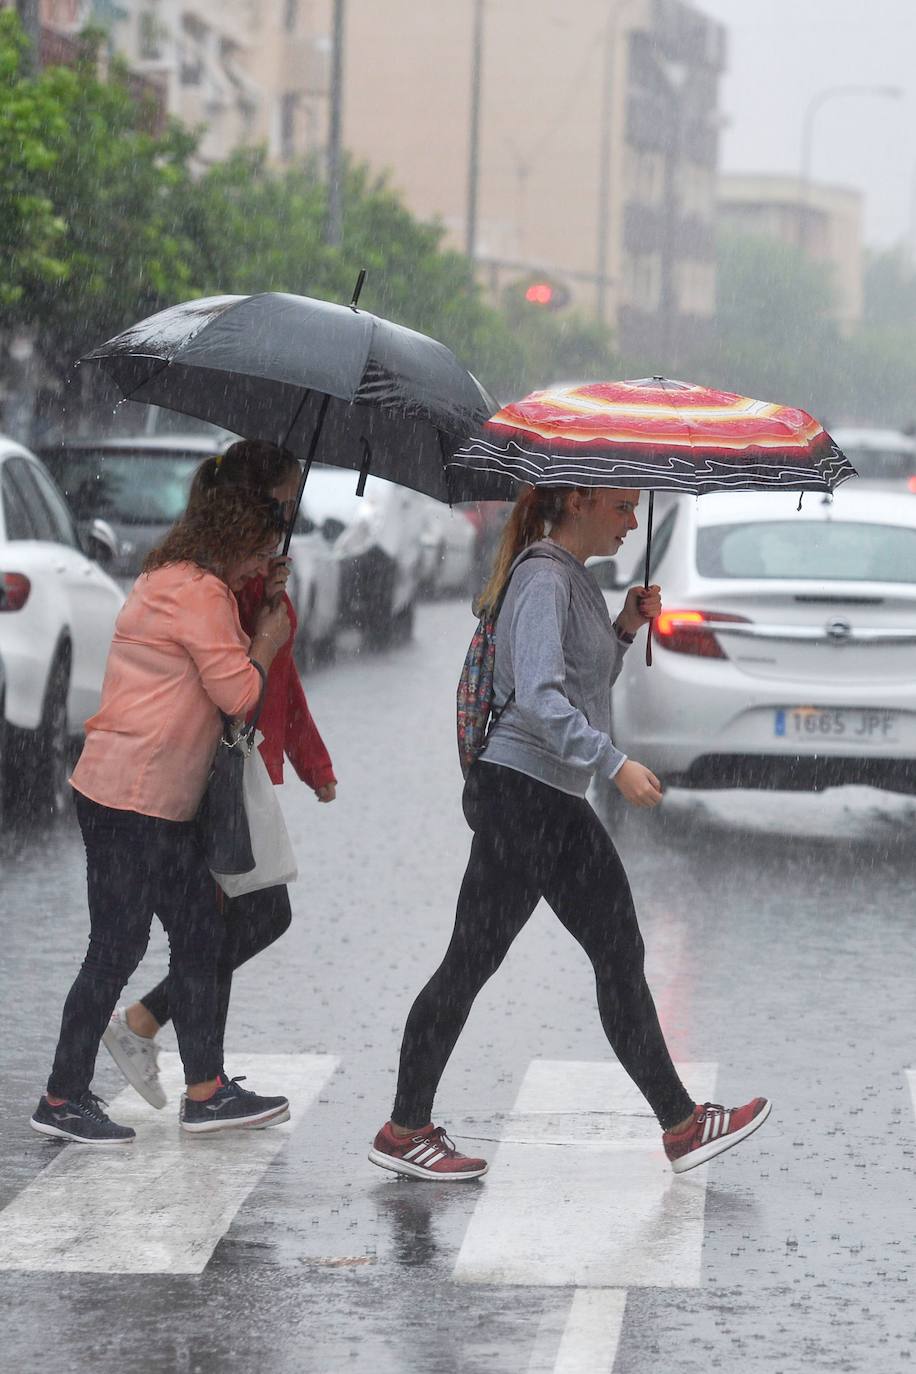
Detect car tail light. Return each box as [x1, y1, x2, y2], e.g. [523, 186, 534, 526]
[0, 572, 31, 611]
[907, 476, 916, 494]
[653, 609, 749, 658]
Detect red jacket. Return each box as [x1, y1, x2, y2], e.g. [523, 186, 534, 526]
[237, 577, 336, 791]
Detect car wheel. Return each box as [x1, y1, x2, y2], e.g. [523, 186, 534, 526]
[363, 566, 397, 651]
[34, 649, 71, 820]
[313, 630, 337, 666]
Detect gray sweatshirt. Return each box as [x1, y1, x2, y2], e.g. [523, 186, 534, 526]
[480, 539, 631, 797]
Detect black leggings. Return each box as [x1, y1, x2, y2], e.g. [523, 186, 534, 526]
[140, 884, 292, 1048]
[48, 794, 225, 1099]
[392, 763, 694, 1132]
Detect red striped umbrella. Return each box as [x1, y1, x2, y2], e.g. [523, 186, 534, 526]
[449, 376, 853, 497]
[448, 376, 856, 663]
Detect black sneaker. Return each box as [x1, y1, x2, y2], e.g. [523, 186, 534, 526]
[30, 1092, 136, 1146]
[179, 1076, 290, 1134]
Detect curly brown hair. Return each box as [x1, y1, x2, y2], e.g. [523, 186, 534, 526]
[144, 486, 283, 577]
[188, 440, 300, 512]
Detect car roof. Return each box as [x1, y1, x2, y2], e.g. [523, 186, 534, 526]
[690, 487, 916, 530]
[40, 435, 228, 454]
[831, 426, 916, 453]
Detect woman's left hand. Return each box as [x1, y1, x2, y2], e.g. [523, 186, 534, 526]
[315, 782, 337, 803]
[617, 583, 662, 637]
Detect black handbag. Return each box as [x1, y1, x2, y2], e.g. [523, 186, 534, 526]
[198, 665, 266, 875]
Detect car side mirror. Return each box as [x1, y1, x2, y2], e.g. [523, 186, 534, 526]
[322, 517, 346, 544]
[83, 517, 120, 566]
[295, 513, 317, 536]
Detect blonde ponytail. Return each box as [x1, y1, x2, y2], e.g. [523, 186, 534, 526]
[476, 486, 570, 614]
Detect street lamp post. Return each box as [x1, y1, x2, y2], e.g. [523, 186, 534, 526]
[466, 0, 485, 263]
[799, 84, 901, 253]
[325, 0, 346, 248]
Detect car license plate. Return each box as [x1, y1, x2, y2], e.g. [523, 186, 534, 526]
[774, 707, 899, 743]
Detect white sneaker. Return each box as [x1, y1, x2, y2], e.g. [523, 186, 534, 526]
[101, 1007, 166, 1109]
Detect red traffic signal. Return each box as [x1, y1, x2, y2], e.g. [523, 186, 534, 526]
[519, 276, 571, 310]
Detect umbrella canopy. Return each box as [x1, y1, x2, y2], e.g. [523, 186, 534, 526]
[447, 376, 855, 501]
[81, 292, 496, 505]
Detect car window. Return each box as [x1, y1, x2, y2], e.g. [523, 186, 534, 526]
[40, 450, 204, 524]
[22, 460, 78, 547]
[697, 521, 916, 584]
[4, 457, 62, 542]
[1, 464, 38, 540]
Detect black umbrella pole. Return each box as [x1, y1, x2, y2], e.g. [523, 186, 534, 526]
[350, 268, 367, 310]
[643, 490, 654, 668]
[281, 393, 332, 557]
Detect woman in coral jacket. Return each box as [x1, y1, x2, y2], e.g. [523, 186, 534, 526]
[101, 441, 337, 1111]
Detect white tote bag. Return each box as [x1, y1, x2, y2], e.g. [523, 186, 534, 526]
[210, 731, 298, 898]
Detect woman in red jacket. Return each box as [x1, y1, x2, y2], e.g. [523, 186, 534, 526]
[101, 442, 337, 1109]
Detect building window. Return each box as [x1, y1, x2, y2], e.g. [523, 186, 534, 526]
[139, 9, 163, 60]
[284, 0, 298, 30]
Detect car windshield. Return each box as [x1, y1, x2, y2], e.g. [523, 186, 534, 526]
[696, 521, 916, 584]
[40, 450, 206, 524]
[839, 445, 916, 480]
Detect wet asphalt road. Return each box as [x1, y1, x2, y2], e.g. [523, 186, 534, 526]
[1, 597, 915, 1373]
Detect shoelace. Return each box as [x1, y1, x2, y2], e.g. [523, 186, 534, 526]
[427, 1126, 458, 1156]
[77, 1091, 111, 1124]
[696, 1102, 726, 1125]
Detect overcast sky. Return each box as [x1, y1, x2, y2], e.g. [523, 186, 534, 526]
[698, 0, 915, 249]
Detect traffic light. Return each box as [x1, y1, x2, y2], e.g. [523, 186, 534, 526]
[519, 276, 571, 311]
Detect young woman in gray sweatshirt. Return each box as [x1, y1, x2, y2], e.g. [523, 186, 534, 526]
[370, 484, 770, 1181]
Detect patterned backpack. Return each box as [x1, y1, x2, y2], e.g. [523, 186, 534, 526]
[456, 547, 562, 778]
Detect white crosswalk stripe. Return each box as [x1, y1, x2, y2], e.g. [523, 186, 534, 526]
[0, 1053, 337, 1274]
[452, 1059, 717, 1288]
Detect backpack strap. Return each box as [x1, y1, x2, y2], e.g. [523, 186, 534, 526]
[488, 543, 572, 729]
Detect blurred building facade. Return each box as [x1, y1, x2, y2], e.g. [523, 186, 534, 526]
[718, 173, 864, 331]
[336, 0, 727, 364]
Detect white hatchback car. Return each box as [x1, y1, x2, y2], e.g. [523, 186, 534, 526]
[0, 438, 124, 815]
[608, 489, 916, 797]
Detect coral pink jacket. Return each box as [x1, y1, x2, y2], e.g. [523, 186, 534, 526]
[71, 563, 264, 822]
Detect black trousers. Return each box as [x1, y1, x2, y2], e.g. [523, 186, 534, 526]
[140, 884, 292, 1048]
[392, 763, 695, 1132]
[48, 794, 225, 1099]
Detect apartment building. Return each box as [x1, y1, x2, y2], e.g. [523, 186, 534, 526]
[336, 0, 726, 362]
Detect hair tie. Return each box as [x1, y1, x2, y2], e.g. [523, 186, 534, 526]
[214, 452, 224, 470]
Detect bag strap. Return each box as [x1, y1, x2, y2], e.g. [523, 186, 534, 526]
[220, 659, 267, 742]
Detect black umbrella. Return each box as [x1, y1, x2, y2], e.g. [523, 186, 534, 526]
[81, 279, 497, 548]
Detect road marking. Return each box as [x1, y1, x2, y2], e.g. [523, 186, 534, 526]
[452, 1059, 717, 1288]
[0, 1052, 337, 1274]
[526, 1289, 627, 1374]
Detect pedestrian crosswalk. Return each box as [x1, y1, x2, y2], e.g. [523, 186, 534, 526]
[452, 1059, 718, 1288]
[0, 1053, 337, 1274]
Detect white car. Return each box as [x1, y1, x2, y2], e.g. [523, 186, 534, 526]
[606, 489, 916, 799]
[418, 500, 477, 597]
[302, 466, 429, 648]
[285, 493, 341, 667]
[0, 438, 124, 815]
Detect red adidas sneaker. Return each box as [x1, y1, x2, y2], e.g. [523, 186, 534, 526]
[663, 1098, 771, 1174]
[369, 1122, 488, 1181]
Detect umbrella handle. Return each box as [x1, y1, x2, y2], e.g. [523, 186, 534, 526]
[643, 490, 654, 668]
[350, 268, 367, 311]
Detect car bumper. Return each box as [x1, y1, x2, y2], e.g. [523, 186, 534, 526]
[613, 646, 916, 789]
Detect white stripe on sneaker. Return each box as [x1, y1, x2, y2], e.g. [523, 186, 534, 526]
[414, 1147, 441, 1165]
[422, 1151, 445, 1167]
[403, 1144, 429, 1161]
